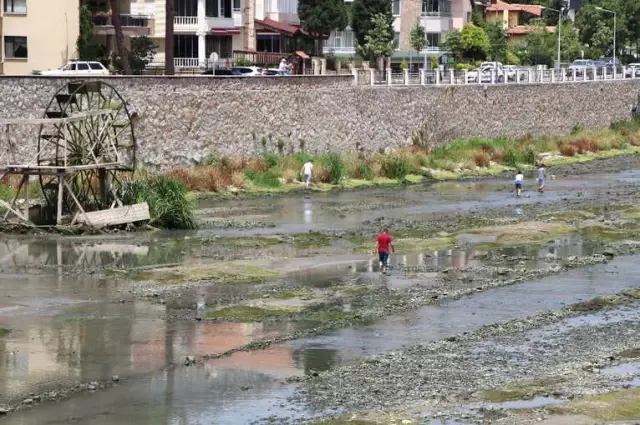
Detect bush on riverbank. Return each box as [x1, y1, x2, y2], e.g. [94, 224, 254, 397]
[158, 117, 640, 193]
[120, 175, 196, 229]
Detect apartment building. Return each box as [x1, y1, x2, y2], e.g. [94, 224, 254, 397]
[323, 0, 474, 63]
[1, 0, 79, 75]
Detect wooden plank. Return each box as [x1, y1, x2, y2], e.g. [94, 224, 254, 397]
[75, 203, 150, 228]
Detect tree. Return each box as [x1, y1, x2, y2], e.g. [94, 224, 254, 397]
[113, 36, 157, 74]
[516, 21, 555, 66]
[299, 0, 348, 53]
[362, 13, 395, 69]
[441, 29, 463, 61]
[165, 0, 175, 75]
[109, 0, 130, 74]
[460, 23, 490, 61]
[590, 21, 614, 57]
[352, 0, 392, 59]
[559, 21, 583, 62]
[485, 21, 508, 62]
[409, 19, 427, 53]
[77, 4, 100, 60]
[575, 0, 630, 58]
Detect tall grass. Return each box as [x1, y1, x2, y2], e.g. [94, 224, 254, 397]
[120, 175, 196, 229]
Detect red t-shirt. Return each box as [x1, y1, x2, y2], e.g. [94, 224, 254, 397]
[377, 233, 392, 253]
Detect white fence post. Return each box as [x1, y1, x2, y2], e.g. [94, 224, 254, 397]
[572, 68, 576, 82]
[436, 67, 440, 85]
[515, 70, 519, 84]
[612, 66, 616, 80]
[561, 68, 565, 83]
[450, 69, 455, 85]
[403, 69, 409, 85]
[491, 70, 495, 84]
[352, 68, 358, 86]
[584, 69, 588, 82]
[603, 67, 607, 80]
[528, 69, 533, 84]
[370, 69, 375, 86]
[387, 68, 392, 86]
[464, 70, 468, 85]
[420, 69, 426, 85]
[622, 66, 626, 80]
[551, 69, 555, 83]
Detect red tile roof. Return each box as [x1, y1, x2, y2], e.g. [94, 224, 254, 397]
[507, 25, 556, 35]
[255, 18, 304, 36]
[487, 0, 543, 16]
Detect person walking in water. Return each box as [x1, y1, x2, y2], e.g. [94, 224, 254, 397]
[376, 228, 394, 274]
[537, 164, 545, 193]
[515, 170, 524, 197]
[302, 160, 313, 189]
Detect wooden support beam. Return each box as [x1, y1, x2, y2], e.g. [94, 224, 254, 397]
[74, 203, 150, 228]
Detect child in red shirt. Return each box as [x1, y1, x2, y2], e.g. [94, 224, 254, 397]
[376, 228, 394, 274]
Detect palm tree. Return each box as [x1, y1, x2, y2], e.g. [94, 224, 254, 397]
[165, 0, 175, 75]
[109, 0, 131, 74]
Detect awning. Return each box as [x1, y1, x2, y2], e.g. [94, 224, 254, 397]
[294, 50, 309, 59]
[211, 28, 241, 35]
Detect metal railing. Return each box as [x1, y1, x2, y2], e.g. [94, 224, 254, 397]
[174, 16, 198, 26]
[360, 67, 640, 86]
[174, 57, 200, 68]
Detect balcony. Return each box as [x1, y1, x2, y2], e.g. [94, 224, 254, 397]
[206, 16, 235, 29]
[174, 16, 198, 32]
[93, 14, 153, 36]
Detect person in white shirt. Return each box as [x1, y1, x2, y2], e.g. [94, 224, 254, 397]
[302, 160, 313, 189]
[515, 170, 524, 197]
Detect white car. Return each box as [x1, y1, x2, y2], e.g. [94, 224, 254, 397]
[41, 61, 109, 76]
[625, 63, 640, 78]
[467, 63, 506, 83]
[230, 66, 264, 76]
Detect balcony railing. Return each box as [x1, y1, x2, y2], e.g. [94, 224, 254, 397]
[174, 16, 198, 27]
[174, 57, 200, 68]
[120, 14, 153, 27]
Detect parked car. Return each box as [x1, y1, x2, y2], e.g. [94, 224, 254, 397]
[599, 57, 623, 74]
[262, 69, 288, 76]
[230, 66, 264, 76]
[41, 61, 109, 76]
[502, 65, 527, 82]
[467, 62, 506, 83]
[566, 59, 596, 78]
[625, 63, 640, 78]
[201, 68, 242, 76]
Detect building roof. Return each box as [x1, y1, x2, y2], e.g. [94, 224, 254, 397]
[255, 18, 305, 36]
[506, 25, 556, 35]
[487, 0, 543, 16]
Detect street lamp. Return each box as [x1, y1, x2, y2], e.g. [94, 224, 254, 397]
[595, 6, 616, 69]
[541, 6, 564, 71]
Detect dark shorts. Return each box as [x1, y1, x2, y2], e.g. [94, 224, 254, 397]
[378, 251, 389, 267]
[537, 178, 544, 185]
[515, 181, 522, 189]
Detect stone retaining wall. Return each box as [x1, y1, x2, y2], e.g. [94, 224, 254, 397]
[0, 75, 639, 169]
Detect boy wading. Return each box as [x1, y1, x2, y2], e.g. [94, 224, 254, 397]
[376, 228, 394, 274]
[302, 160, 313, 189]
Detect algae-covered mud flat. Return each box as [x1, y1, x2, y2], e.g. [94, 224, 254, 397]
[2, 156, 640, 424]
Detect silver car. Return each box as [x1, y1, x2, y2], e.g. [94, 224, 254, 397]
[625, 63, 640, 78]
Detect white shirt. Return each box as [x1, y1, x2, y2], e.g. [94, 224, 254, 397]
[303, 162, 313, 175]
[515, 173, 524, 182]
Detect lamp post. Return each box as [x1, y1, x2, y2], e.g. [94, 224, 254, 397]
[595, 6, 616, 70]
[542, 6, 564, 70]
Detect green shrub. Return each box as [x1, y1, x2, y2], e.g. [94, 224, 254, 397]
[323, 153, 345, 184]
[120, 176, 196, 229]
[245, 170, 281, 188]
[523, 147, 536, 164]
[293, 152, 311, 164]
[354, 161, 375, 180]
[505, 150, 518, 167]
[456, 63, 476, 71]
[263, 153, 280, 169]
[0, 183, 15, 201]
[383, 156, 412, 180]
[571, 124, 583, 135]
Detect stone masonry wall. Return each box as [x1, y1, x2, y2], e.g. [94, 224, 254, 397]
[0, 75, 639, 169]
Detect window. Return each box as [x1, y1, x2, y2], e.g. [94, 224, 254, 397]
[4, 36, 27, 58]
[393, 32, 400, 50]
[206, 0, 232, 18]
[175, 0, 197, 16]
[77, 62, 90, 70]
[257, 34, 280, 52]
[206, 35, 232, 58]
[392, 0, 400, 16]
[421, 0, 451, 15]
[233, 0, 241, 11]
[426, 32, 440, 47]
[4, 0, 26, 14]
[174, 34, 198, 58]
[89, 62, 104, 70]
[323, 30, 355, 52]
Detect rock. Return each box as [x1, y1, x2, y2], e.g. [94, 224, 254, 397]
[87, 385, 96, 391]
[32, 395, 41, 402]
[185, 356, 196, 366]
[112, 375, 120, 382]
[602, 250, 615, 259]
[22, 398, 33, 405]
[0, 406, 8, 415]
